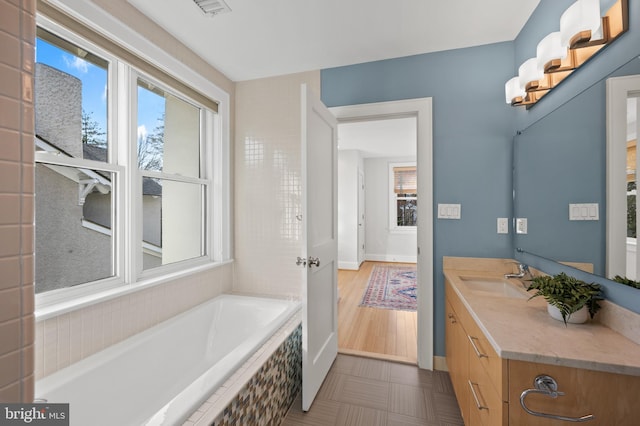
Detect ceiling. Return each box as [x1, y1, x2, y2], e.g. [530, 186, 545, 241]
[127, 0, 540, 82]
[338, 117, 416, 158]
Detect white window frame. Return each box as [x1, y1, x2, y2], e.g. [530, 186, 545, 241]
[389, 161, 417, 232]
[35, 10, 231, 314]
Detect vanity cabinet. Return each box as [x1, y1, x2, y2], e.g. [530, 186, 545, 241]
[445, 279, 640, 426]
[509, 360, 640, 426]
[446, 281, 507, 426]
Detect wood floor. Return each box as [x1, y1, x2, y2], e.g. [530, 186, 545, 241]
[338, 261, 418, 364]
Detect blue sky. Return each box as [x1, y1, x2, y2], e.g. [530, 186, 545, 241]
[36, 37, 165, 147]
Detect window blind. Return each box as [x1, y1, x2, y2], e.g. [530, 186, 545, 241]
[393, 166, 417, 193]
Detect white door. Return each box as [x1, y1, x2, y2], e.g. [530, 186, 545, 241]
[300, 83, 338, 411]
[358, 170, 366, 265]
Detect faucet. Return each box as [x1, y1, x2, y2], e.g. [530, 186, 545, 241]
[504, 262, 532, 281]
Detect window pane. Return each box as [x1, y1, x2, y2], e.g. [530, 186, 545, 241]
[35, 164, 114, 293]
[35, 28, 109, 162]
[142, 178, 205, 270]
[137, 80, 201, 177]
[397, 198, 417, 227]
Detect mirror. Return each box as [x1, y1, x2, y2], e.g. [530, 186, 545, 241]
[513, 54, 640, 278]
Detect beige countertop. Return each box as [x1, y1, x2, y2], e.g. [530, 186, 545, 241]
[444, 256, 640, 377]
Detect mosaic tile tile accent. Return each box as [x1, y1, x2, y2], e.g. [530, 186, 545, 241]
[211, 325, 302, 426]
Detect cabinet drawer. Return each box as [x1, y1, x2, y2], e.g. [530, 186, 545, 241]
[446, 281, 506, 399]
[464, 311, 506, 398]
[469, 350, 505, 426]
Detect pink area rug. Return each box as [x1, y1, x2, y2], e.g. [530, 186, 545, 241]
[360, 265, 417, 311]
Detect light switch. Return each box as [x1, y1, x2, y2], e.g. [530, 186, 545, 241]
[569, 203, 599, 221]
[437, 203, 461, 219]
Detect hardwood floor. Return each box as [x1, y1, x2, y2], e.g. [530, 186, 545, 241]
[338, 261, 418, 364]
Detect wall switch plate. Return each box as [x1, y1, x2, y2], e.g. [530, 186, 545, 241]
[516, 218, 528, 234]
[497, 218, 509, 234]
[437, 203, 461, 219]
[569, 203, 599, 221]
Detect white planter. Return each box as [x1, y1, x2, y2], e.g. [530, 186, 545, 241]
[547, 303, 589, 324]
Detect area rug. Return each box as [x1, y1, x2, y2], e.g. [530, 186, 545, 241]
[360, 265, 417, 311]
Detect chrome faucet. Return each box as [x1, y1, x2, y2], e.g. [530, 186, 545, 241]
[505, 262, 532, 280]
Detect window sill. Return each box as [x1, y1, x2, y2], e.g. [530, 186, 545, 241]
[35, 259, 234, 321]
[389, 227, 417, 234]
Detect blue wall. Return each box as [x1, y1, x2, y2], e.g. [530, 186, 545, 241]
[321, 0, 640, 357]
[321, 43, 516, 357]
[512, 0, 640, 313]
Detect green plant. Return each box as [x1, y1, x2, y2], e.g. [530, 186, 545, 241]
[613, 275, 640, 289]
[526, 273, 603, 325]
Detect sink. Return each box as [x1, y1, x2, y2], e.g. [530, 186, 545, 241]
[459, 277, 528, 299]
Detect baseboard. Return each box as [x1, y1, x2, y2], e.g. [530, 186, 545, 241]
[433, 356, 448, 371]
[338, 261, 361, 270]
[366, 254, 417, 263]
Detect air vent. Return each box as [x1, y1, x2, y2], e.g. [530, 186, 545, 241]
[192, 0, 231, 16]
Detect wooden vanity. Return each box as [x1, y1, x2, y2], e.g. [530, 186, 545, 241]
[444, 257, 640, 426]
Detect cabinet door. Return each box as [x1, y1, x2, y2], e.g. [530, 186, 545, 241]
[509, 360, 640, 426]
[446, 298, 469, 424]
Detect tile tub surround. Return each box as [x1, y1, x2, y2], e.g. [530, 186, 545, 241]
[443, 256, 640, 376]
[35, 262, 233, 379]
[184, 312, 302, 426]
[0, 0, 36, 403]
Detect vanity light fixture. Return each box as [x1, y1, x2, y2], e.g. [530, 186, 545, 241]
[505, 0, 628, 108]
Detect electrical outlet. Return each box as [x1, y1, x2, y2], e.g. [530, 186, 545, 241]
[516, 218, 528, 234]
[497, 218, 509, 234]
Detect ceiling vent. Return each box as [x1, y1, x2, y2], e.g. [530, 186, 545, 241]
[192, 0, 232, 16]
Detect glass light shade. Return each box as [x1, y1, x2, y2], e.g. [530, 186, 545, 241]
[518, 58, 543, 90]
[560, 0, 602, 47]
[536, 32, 567, 70]
[505, 77, 525, 104]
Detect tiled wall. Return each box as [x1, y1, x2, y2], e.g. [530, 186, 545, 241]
[234, 71, 320, 298]
[34, 263, 233, 380]
[0, 0, 36, 403]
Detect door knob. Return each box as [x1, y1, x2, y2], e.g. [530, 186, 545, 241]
[308, 257, 320, 267]
[296, 257, 307, 267]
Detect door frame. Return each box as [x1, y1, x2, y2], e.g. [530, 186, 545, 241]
[329, 98, 434, 370]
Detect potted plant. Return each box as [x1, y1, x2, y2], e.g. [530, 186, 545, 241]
[613, 275, 640, 289]
[526, 272, 603, 325]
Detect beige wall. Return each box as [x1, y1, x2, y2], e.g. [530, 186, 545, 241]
[0, 0, 36, 403]
[234, 71, 320, 298]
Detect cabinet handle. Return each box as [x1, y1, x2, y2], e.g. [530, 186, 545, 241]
[448, 313, 456, 323]
[468, 335, 488, 358]
[519, 375, 595, 422]
[468, 380, 488, 410]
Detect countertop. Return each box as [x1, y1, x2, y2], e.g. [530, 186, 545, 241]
[444, 257, 640, 377]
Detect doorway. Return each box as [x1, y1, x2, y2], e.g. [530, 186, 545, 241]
[330, 98, 434, 370]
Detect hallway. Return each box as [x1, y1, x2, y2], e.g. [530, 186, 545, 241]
[337, 261, 418, 364]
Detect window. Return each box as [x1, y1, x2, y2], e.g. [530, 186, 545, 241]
[34, 17, 225, 304]
[390, 163, 417, 229]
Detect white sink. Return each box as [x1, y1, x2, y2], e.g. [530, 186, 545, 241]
[459, 277, 528, 299]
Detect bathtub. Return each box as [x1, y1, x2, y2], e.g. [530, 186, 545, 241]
[35, 294, 302, 426]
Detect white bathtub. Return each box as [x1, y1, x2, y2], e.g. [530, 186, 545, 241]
[35, 294, 302, 426]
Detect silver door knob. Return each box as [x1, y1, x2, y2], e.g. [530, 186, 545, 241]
[296, 257, 306, 267]
[308, 257, 320, 267]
